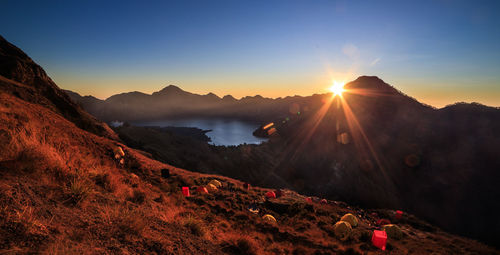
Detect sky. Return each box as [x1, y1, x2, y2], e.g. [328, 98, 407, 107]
[1, 0, 499, 107]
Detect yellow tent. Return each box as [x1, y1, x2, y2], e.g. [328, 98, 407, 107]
[382, 224, 403, 240]
[207, 183, 218, 192]
[340, 213, 358, 227]
[334, 221, 352, 241]
[114, 146, 125, 157]
[337, 132, 349, 145]
[262, 214, 277, 223]
[208, 179, 222, 188]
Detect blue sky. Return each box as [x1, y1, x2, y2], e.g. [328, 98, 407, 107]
[1, 0, 499, 107]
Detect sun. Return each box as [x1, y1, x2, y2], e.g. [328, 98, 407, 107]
[329, 81, 345, 96]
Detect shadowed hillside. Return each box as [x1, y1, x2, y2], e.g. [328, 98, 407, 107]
[253, 76, 500, 246]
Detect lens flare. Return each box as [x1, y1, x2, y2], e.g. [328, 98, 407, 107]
[330, 81, 345, 96]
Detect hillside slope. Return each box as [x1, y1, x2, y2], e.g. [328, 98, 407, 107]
[0, 36, 498, 254]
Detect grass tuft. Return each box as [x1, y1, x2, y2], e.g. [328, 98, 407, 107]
[66, 177, 91, 205]
[184, 215, 205, 236]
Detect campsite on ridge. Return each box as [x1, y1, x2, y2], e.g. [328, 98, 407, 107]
[2, 0, 500, 254]
[1, 32, 499, 254]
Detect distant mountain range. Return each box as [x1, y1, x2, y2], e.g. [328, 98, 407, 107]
[65, 85, 330, 123]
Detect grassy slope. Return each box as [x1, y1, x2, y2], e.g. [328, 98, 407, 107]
[0, 75, 498, 254]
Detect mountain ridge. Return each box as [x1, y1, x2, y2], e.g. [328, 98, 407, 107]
[65, 75, 441, 124]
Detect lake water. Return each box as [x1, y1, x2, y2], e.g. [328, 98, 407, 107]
[134, 119, 268, 146]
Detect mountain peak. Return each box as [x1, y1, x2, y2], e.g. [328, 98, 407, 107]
[346, 76, 398, 94]
[222, 95, 236, 101]
[157, 85, 184, 94]
[206, 92, 220, 98]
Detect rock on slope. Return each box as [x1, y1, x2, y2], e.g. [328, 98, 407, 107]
[0, 35, 498, 254]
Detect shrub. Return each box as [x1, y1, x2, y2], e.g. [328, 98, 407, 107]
[101, 205, 147, 236]
[183, 215, 205, 236]
[119, 208, 147, 236]
[66, 178, 91, 205]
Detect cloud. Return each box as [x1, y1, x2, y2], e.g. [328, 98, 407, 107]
[370, 58, 380, 66]
[342, 44, 359, 58]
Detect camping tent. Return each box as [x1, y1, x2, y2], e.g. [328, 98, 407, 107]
[182, 187, 190, 197]
[262, 214, 277, 223]
[395, 210, 403, 220]
[114, 146, 125, 159]
[247, 203, 259, 214]
[340, 213, 358, 227]
[265, 191, 276, 199]
[334, 221, 352, 241]
[161, 168, 170, 178]
[382, 224, 403, 240]
[209, 180, 222, 188]
[196, 186, 209, 194]
[207, 184, 218, 192]
[372, 230, 387, 250]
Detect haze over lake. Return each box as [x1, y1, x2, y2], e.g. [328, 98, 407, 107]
[134, 118, 267, 146]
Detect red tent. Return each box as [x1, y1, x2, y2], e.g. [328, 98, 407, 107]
[265, 191, 276, 199]
[320, 199, 328, 204]
[305, 197, 313, 203]
[395, 210, 403, 220]
[372, 230, 387, 250]
[182, 187, 190, 197]
[196, 186, 208, 194]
